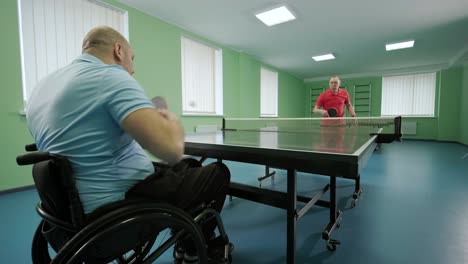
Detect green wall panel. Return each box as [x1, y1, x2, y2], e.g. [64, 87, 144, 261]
[278, 72, 304, 117]
[460, 64, 468, 145]
[437, 67, 462, 141]
[238, 54, 261, 117]
[0, 0, 36, 190]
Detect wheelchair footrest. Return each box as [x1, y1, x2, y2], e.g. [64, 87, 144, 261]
[207, 237, 234, 263]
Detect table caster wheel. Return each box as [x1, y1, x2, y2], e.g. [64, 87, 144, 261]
[327, 243, 336, 251]
[326, 239, 341, 251]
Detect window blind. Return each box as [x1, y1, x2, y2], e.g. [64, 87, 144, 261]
[260, 67, 278, 117]
[381, 72, 436, 116]
[18, 0, 128, 107]
[181, 36, 223, 115]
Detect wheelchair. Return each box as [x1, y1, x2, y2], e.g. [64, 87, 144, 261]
[16, 144, 231, 264]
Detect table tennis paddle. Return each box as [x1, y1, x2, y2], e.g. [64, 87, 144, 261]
[327, 108, 338, 117]
[151, 96, 168, 110]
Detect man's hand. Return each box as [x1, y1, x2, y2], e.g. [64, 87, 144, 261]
[321, 109, 330, 117]
[352, 116, 358, 126]
[157, 109, 179, 122]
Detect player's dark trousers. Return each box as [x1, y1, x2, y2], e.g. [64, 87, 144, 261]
[126, 158, 231, 252]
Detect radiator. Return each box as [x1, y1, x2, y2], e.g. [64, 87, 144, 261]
[401, 122, 417, 135]
[194, 124, 218, 132]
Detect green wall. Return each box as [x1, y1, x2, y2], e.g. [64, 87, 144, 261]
[279, 71, 305, 117]
[461, 64, 468, 145]
[0, 0, 303, 191]
[437, 67, 462, 141]
[304, 68, 463, 141]
[0, 0, 36, 190]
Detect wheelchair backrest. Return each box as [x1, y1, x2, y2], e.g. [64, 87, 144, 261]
[17, 149, 86, 229]
[33, 159, 76, 224]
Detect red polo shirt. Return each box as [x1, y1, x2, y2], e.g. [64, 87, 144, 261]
[316, 88, 350, 117]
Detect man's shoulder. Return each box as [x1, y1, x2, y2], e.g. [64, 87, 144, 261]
[339, 89, 350, 96]
[319, 89, 329, 95]
[321, 89, 333, 97]
[103, 65, 133, 80]
[101, 66, 140, 89]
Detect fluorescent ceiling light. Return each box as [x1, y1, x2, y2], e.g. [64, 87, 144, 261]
[312, 54, 335, 61]
[386, 40, 415, 51]
[256, 6, 296, 27]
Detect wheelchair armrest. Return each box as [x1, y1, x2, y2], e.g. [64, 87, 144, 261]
[17, 152, 52, 165]
[26, 143, 38, 151]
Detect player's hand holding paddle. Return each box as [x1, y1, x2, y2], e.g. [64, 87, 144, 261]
[151, 96, 179, 122]
[327, 108, 338, 117]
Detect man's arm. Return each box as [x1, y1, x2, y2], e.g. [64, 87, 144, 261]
[346, 103, 357, 117]
[313, 105, 329, 117]
[121, 108, 184, 164]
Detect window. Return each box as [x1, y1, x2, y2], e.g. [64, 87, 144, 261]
[381, 72, 436, 117]
[17, 0, 128, 109]
[260, 67, 278, 117]
[181, 36, 223, 115]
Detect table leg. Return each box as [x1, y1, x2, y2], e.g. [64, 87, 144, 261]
[322, 176, 341, 251]
[352, 174, 362, 208]
[286, 169, 296, 264]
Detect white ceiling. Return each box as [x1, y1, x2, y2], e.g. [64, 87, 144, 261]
[118, 0, 468, 80]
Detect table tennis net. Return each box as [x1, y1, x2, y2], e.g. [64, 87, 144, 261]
[223, 117, 401, 135]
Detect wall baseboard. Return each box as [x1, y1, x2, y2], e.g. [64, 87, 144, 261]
[0, 185, 35, 196]
[403, 138, 468, 147]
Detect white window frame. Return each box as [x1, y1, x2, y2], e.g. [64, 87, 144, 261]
[17, 0, 128, 112]
[381, 72, 436, 117]
[181, 36, 223, 116]
[260, 67, 278, 117]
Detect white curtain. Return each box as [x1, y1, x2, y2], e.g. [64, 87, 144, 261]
[260, 67, 278, 117]
[413, 73, 436, 115]
[181, 37, 217, 114]
[382, 72, 436, 116]
[18, 0, 128, 106]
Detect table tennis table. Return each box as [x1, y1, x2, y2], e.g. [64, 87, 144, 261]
[184, 116, 401, 264]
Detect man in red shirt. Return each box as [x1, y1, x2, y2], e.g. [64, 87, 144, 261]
[312, 76, 357, 152]
[313, 76, 357, 118]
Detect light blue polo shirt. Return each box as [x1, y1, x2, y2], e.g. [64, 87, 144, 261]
[27, 54, 155, 213]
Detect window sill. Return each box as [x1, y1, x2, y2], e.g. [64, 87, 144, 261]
[181, 114, 224, 117]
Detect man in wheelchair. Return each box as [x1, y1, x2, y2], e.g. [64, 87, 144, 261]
[23, 26, 233, 263]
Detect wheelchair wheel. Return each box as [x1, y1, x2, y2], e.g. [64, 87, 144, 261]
[115, 236, 157, 264]
[52, 203, 208, 264]
[31, 220, 52, 264]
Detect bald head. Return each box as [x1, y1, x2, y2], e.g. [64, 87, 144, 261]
[82, 26, 128, 53]
[82, 26, 135, 75]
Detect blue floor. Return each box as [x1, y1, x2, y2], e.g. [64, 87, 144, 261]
[1, 140, 467, 263]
